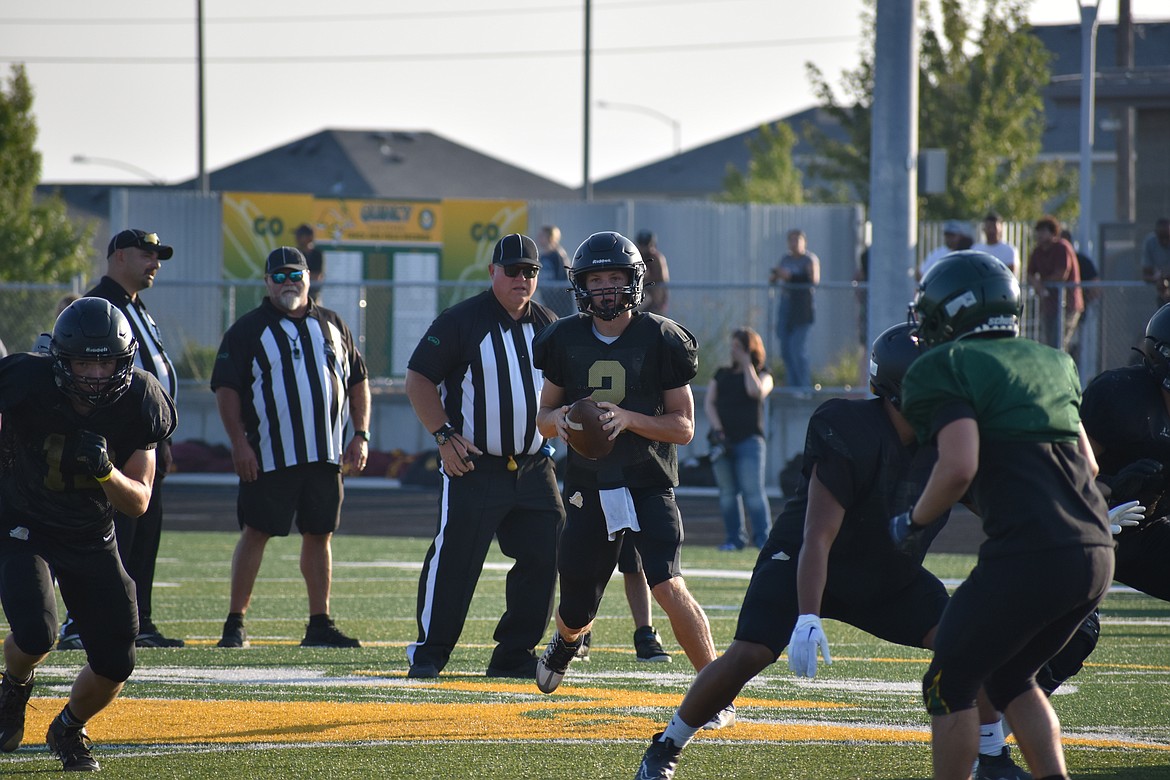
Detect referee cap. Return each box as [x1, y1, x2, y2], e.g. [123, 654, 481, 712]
[492, 234, 540, 267]
[265, 246, 309, 274]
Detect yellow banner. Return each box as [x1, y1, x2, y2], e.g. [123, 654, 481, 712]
[440, 200, 527, 282]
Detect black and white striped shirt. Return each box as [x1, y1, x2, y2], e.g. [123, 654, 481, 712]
[408, 290, 557, 457]
[87, 277, 178, 401]
[210, 298, 368, 472]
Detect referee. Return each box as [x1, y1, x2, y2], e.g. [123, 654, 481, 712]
[62, 229, 184, 648]
[404, 233, 564, 679]
[211, 246, 371, 649]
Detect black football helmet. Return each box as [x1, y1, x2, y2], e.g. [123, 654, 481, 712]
[1140, 303, 1170, 392]
[869, 322, 922, 410]
[911, 250, 1021, 348]
[50, 297, 138, 408]
[568, 231, 646, 320]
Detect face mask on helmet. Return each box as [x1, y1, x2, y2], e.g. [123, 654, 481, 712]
[869, 322, 922, 409]
[569, 231, 647, 321]
[50, 297, 138, 408]
[1140, 304, 1170, 392]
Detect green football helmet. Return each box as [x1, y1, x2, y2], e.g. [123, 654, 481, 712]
[911, 251, 1021, 348]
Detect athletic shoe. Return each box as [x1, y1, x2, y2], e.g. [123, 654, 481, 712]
[634, 732, 683, 780]
[56, 617, 83, 651]
[716, 542, 742, 552]
[485, 655, 539, 678]
[702, 703, 737, 730]
[300, 618, 361, 648]
[0, 672, 34, 752]
[46, 716, 99, 772]
[975, 746, 1032, 780]
[217, 617, 248, 648]
[634, 625, 672, 663]
[407, 663, 440, 679]
[135, 629, 186, 648]
[535, 634, 581, 693]
[575, 631, 592, 662]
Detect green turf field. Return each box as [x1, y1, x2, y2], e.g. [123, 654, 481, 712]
[2, 531, 1167, 778]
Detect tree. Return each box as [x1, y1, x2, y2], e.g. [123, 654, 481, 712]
[717, 121, 804, 204]
[0, 64, 93, 283]
[804, 0, 1075, 221]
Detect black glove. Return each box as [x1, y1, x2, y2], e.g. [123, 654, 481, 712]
[74, 430, 114, 481]
[1101, 458, 1163, 505]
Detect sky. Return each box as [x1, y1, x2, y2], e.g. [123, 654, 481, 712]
[1, 0, 1163, 190]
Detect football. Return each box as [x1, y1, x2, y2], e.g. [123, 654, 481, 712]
[565, 397, 614, 460]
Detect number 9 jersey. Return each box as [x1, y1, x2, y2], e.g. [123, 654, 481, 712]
[533, 312, 698, 489]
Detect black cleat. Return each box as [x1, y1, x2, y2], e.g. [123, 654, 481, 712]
[217, 616, 248, 648]
[46, 717, 100, 772]
[975, 746, 1032, 780]
[407, 663, 440, 679]
[635, 732, 683, 780]
[135, 628, 185, 648]
[486, 655, 539, 678]
[634, 625, 671, 663]
[300, 618, 360, 648]
[535, 633, 581, 693]
[0, 672, 34, 752]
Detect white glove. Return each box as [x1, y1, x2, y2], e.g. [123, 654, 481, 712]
[1108, 499, 1145, 535]
[788, 614, 832, 678]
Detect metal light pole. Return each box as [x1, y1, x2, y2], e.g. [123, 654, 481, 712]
[1078, 0, 1100, 255]
[596, 100, 682, 156]
[582, 0, 592, 201]
[72, 155, 164, 185]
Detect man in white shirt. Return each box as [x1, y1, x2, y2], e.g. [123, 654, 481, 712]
[971, 211, 1020, 275]
[920, 220, 971, 278]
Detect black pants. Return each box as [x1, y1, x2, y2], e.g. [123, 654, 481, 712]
[114, 472, 165, 628]
[408, 454, 563, 671]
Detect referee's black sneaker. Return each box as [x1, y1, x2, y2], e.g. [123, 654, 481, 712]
[535, 633, 581, 693]
[46, 716, 99, 772]
[635, 732, 683, 780]
[0, 672, 34, 752]
[486, 653, 539, 679]
[136, 623, 186, 648]
[300, 617, 361, 648]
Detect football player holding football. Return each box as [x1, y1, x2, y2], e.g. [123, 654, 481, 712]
[0, 298, 176, 771]
[890, 251, 1113, 780]
[531, 231, 728, 725]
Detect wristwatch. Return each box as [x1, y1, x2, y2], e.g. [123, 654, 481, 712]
[432, 423, 456, 446]
[354, 430, 370, 443]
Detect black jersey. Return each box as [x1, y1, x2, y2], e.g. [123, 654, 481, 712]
[766, 397, 944, 600]
[1081, 365, 1170, 515]
[0, 353, 176, 534]
[533, 311, 698, 489]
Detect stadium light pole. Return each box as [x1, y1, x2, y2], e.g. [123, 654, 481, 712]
[1077, 0, 1100, 256]
[72, 154, 164, 186]
[596, 101, 682, 156]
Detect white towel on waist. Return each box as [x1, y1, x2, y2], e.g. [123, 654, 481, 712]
[600, 487, 640, 541]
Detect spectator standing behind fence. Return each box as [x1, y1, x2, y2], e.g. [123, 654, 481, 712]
[635, 230, 670, 316]
[705, 327, 773, 551]
[920, 221, 971, 279]
[536, 225, 577, 317]
[1140, 217, 1170, 308]
[769, 229, 819, 388]
[211, 247, 370, 650]
[59, 230, 184, 649]
[1062, 229, 1101, 381]
[294, 224, 326, 303]
[1027, 216, 1083, 351]
[971, 211, 1019, 275]
[403, 233, 564, 680]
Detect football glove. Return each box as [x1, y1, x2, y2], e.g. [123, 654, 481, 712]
[888, 510, 926, 554]
[1102, 458, 1163, 503]
[75, 430, 114, 481]
[1107, 499, 1145, 535]
[788, 614, 831, 678]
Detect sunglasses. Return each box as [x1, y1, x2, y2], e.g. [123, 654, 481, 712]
[269, 270, 305, 284]
[501, 265, 539, 279]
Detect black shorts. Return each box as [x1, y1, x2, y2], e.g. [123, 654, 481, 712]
[0, 520, 137, 682]
[617, 534, 642, 574]
[734, 547, 948, 658]
[237, 461, 343, 536]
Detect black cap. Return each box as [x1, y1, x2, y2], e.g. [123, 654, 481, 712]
[491, 233, 540, 266]
[107, 229, 173, 260]
[265, 247, 309, 274]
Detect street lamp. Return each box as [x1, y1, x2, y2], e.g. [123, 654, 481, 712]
[596, 100, 682, 156]
[1077, 0, 1100, 256]
[72, 154, 164, 185]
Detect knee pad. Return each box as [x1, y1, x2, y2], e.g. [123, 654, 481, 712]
[922, 663, 978, 716]
[87, 644, 136, 684]
[1037, 609, 1100, 696]
[557, 573, 606, 631]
